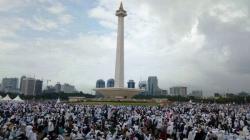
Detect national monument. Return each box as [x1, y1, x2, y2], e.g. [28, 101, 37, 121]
[94, 2, 142, 99]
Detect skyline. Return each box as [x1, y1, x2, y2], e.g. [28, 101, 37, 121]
[0, 0, 250, 95]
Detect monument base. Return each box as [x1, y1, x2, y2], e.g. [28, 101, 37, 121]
[93, 88, 143, 99]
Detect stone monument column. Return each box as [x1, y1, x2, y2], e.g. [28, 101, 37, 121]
[115, 2, 127, 88]
[93, 2, 143, 99]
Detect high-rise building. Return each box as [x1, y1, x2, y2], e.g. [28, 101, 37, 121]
[170, 86, 187, 96]
[190, 90, 203, 97]
[20, 76, 26, 91]
[20, 77, 43, 96]
[1, 78, 19, 93]
[107, 79, 114, 88]
[96, 79, 105, 88]
[20, 78, 27, 94]
[55, 82, 62, 93]
[34, 80, 43, 95]
[127, 80, 135, 88]
[25, 78, 36, 96]
[62, 83, 76, 93]
[147, 76, 160, 95]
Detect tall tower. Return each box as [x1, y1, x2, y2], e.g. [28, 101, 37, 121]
[115, 2, 127, 88]
[94, 2, 142, 99]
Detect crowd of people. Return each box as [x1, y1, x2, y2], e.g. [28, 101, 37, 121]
[0, 101, 250, 140]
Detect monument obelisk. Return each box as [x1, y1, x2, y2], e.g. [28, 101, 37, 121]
[115, 2, 127, 88]
[94, 2, 142, 99]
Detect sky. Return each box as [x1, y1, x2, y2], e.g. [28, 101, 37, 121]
[0, 0, 249, 95]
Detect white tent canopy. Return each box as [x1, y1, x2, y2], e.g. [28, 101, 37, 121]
[13, 95, 24, 102]
[2, 94, 12, 101]
[56, 98, 61, 104]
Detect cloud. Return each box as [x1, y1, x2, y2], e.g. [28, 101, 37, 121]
[47, 2, 73, 25]
[0, 18, 23, 38]
[59, 14, 73, 24]
[47, 2, 65, 15]
[0, 0, 73, 32]
[0, 0, 26, 11]
[209, 2, 248, 23]
[25, 17, 59, 31]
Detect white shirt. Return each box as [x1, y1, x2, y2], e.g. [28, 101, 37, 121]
[48, 121, 54, 132]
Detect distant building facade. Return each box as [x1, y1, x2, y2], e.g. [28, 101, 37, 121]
[95, 79, 105, 97]
[139, 81, 147, 90]
[190, 90, 203, 97]
[170, 87, 187, 96]
[62, 83, 76, 93]
[34, 80, 43, 95]
[161, 90, 168, 95]
[226, 93, 235, 98]
[1, 78, 19, 93]
[147, 76, 161, 95]
[54, 82, 62, 93]
[20, 76, 26, 91]
[20, 77, 43, 96]
[20, 78, 27, 94]
[44, 86, 56, 93]
[214, 93, 221, 97]
[138, 81, 147, 95]
[107, 79, 114, 88]
[24, 78, 36, 96]
[127, 80, 135, 88]
[96, 79, 105, 88]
